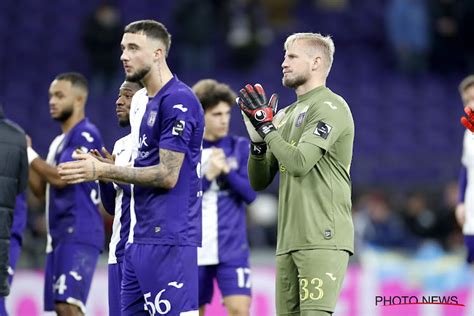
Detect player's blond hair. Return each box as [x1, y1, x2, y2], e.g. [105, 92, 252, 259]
[459, 75, 474, 95]
[284, 32, 335, 77]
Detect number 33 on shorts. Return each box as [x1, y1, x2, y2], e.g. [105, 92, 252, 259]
[299, 277, 324, 301]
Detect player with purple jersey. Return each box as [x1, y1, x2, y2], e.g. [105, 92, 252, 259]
[27, 73, 104, 316]
[58, 20, 204, 315]
[193, 79, 256, 316]
[94, 80, 143, 315]
[0, 194, 27, 316]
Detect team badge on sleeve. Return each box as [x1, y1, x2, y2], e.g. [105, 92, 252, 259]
[314, 121, 332, 139]
[172, 120, 186, 136]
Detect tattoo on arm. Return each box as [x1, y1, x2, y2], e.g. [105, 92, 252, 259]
[100, 149, 185, 189]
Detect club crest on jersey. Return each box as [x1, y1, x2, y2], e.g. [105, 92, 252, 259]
[295, 112, 306, 127]
[314, 121, 332, 139]
[172, 120, 186, 136]
[254, 110, 266, 121]
[147, 111, 157, 127]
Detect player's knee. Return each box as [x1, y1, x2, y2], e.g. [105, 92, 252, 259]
[300, 309, 332, 316]
[225, 300, 250, 316]
[54, 302, 83, 316]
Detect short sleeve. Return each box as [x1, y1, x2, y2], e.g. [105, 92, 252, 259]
[158, 92, 200, 153]
[59, 128, 103, 164]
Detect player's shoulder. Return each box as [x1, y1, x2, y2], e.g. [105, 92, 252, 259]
[162, 80, 201, 110]
[310, 88, 352, 119]
[163, 89, 199, 105]
[313, 88, 348, 108]
[81, 118, 102, 137]
[71, 118, 102, 145]
[135, 87, 147, 97]
[131, 88, 148, 104]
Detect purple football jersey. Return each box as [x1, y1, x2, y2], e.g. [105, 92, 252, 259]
[199, 136, 256, 265]
[46, 118, 104, 250]
[130, 76, 204, 246]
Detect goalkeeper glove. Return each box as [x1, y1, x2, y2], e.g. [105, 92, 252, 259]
[241, 110, 263, 143]
[461, 106, 474, 132]
[241, 110, 268, 155]
[237, 84, 278, 139]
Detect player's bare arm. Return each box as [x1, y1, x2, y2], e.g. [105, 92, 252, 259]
[27, 135, 68, 189]
[30, 158, 68, 189]
[58, 149, 184, 189]
[28, 165, 46, 199]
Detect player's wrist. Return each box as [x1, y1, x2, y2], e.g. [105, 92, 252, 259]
[94, 161, 107, 180]
[250, 142, 267, 155]
[256, 122, 276, 139]
[27, 147, 39, 165]
[205, 169, 219, 181]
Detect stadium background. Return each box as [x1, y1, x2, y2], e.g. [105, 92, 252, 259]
[1, 0, 473, 315]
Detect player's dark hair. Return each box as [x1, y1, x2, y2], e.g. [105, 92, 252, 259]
[125, 80, 144, 89]
[192, 79, 236, 112]
[459, 75, 474, 94]
[124, 20, 171, 57]
[55, 72, 89, 93]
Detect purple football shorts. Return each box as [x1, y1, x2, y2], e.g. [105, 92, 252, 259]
[121, 243, 198, 315]
[44, 242, 100, 313]
[198, 256, 251, 306]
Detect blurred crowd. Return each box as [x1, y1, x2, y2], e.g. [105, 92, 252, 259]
[386, 0, 474, 75]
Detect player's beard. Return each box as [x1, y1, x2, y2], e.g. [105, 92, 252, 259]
[118, 117, 130, 127]
[126, 66, 151, 83]
[283, 73, 308, 89]
[53, 105, 74, 122]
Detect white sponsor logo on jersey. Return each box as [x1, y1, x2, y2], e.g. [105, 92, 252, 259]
[139, 134, 149, 148]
